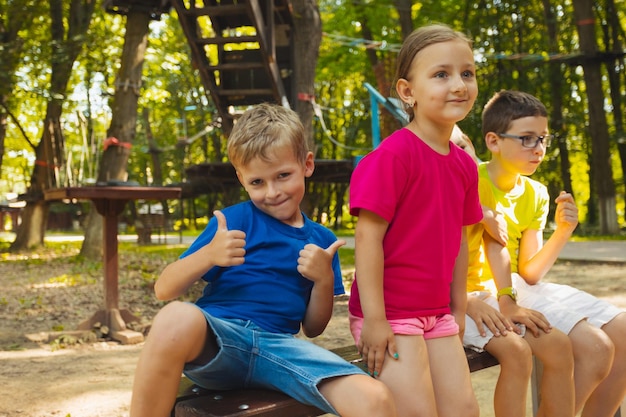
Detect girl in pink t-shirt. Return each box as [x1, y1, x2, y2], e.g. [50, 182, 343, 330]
[348, 24, 482, 417]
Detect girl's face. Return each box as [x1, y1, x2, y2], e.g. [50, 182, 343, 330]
[398, 39, 478, 127]
[235, 145, 314, 227]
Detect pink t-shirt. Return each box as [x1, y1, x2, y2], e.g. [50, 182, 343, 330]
[349, 128, 482, 319]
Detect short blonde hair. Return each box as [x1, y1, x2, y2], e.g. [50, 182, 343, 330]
[227, 103, 308, 167]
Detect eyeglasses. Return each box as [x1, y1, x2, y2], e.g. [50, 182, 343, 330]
[498, 133, 553, 148]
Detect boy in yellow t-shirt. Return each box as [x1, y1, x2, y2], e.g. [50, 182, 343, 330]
[451, 124, 575, 417]
[460, 90, 626, 417]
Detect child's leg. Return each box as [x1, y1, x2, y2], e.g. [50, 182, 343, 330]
[464, 293, 533, 417]
[580, 312, 626, 417]
[130, 301, 214, 417]
[524, 327, 575, 417]
[377, 334, 439, 417]
[427, 335, 480, 417]
[319, 374, 397, 417]
[484, 334, 533, 417]
[567, 320, 613, 414]
[514, 276, 615, 414]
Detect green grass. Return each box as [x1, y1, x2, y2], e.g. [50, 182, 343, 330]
[338, 247, 354, 268]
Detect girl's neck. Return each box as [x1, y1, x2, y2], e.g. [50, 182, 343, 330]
[406, 119, 454, 155]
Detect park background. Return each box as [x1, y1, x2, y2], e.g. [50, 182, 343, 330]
[1, 0, 626, 416]
[0, 0, 625, 249]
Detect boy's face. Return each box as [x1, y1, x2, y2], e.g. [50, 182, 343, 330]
[450, 130, 478, 163]
[235, 145, 314, 227]
[489, 115, 549, 176]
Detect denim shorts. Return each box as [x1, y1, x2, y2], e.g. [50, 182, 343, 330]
[183, 306, 367, 414]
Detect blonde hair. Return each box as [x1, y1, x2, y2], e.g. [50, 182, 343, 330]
[395, 24, 473, 122]
[227, 103, 308, 168]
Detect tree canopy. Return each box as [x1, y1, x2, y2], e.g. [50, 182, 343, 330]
[1, 0, 625, 238]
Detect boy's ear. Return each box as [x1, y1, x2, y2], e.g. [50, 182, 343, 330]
[304, 152, 315, 178]
[235, 170, 244, 186]
[485, 132, 501, 153]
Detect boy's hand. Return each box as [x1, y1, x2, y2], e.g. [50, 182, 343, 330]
[207, 210, 246, 267]
[554, 191, 578, 234]
[297, 239, 345, 283]
[498, 300, 552, 337]
[466, 296, 514, 337]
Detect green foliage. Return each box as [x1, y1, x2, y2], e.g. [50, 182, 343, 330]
[1, 0, 625, 232]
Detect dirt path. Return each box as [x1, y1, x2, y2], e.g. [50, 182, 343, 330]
[1, 260, 625, 417]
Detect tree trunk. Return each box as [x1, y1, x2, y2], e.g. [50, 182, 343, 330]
[291, 0, 321, 217]
[602, 0, 626, 213]
[142, 107, 170, 232]
[10, 0, 95, 251]
[572, 0, 619, 234]
[292, 0, 321, 153]
[0, 0, 40, 174]
[81, 10, 151, 259]
[541, 0, 573, 195]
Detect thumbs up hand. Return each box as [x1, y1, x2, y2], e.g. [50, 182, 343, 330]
[207, 210, 246, 267]
[297, 239, 346, 284]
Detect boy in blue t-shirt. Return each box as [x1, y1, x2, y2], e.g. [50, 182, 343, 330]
[130, 103, 396, 417]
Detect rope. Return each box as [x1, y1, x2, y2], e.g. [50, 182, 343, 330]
[302, 94, 372, 152]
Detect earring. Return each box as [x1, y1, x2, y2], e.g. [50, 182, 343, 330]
[406, 100, 414, 108]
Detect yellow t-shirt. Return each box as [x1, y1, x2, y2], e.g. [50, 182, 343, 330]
[466, 163, 550, 292]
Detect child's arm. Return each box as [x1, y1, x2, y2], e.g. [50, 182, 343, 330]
[483, 234, 551, 337]
[354, 209, 397, 377]
[451, 227, 470, 339]
[518, 192, 578, 284]
[481, 205, 508, 246]
[154, 210, 246, 300]
[297, 239, 345, 338]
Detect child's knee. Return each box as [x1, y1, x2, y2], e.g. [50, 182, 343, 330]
[492, 337, 533, 375]
[572, 324, 614, 377]
[320, 374, 396, 417]
[149, 302, 207, 348]
[360, 380, 396, 415]
[535, 330, 574, 370]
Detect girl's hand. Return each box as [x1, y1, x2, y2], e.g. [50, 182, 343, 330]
[357, 318, 398, 378]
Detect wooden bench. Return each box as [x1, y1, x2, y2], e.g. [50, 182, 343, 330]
[172, 345, 500, 417]
[173, 344, 623, 417]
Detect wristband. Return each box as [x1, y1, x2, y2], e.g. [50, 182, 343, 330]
[497, 286, 517, 302]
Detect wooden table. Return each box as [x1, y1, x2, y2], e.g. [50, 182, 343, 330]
[44, 186, 182, 344]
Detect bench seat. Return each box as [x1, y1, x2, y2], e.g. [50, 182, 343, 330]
[172, 345, 499, 417]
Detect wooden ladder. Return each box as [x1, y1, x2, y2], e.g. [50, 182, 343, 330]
[170, 0, 295, 133]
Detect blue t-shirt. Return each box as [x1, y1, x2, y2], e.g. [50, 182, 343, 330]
[181, 201, 345, 334]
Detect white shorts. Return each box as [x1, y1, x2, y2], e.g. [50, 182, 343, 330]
[463, 287, 526, 352]
[512, 273, 623, 334]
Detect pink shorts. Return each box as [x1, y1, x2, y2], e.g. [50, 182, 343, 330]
[349, 313, 459, 344]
